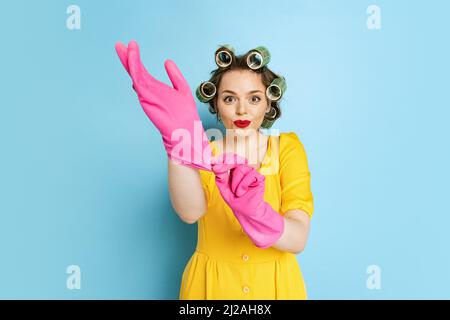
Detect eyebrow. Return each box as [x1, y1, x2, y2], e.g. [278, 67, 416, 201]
[221, 90, 263, 95]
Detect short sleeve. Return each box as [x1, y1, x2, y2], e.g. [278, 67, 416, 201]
[279, 132, 314, 218]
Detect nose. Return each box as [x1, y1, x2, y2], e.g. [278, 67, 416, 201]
[236, 101, 248, 115]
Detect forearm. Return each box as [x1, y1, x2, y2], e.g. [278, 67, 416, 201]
[168, 159, 206, 224]
[272, 210, 311, 254]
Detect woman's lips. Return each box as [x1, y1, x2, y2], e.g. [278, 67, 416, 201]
[233, 120, 251, 128]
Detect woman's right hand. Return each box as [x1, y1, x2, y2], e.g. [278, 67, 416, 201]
[115, 40, 212, 171]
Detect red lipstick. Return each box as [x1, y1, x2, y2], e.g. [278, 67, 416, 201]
[233, 120, 251, 128]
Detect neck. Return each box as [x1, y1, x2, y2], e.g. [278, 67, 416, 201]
[222, 129, 267, 164]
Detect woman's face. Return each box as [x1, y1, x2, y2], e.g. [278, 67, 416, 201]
[216, 69, 270, 136]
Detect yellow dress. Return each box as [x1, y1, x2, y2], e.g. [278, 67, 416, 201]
[179, 131, 314, 300]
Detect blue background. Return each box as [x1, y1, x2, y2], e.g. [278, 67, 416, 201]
[0, 0, 449, 299]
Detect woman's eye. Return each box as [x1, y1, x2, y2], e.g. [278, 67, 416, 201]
[251, 96, 261, 103]
[224, 96, 235, 103]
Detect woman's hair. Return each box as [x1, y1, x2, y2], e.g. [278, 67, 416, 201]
[205, 52, 282, 129]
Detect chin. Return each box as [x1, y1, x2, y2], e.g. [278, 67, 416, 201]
[229, 126, 259, 137]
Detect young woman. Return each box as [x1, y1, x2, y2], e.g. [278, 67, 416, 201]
[115, 41, 314, 300]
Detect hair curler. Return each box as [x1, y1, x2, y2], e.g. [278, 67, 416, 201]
[215, 44, 235, 68]
[246, 46, 271, 70]
[261, 104, 281, 129]
[266, 76, 287, 101]
[196, 81, 217, 102]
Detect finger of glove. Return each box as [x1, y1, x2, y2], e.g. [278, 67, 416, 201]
[115, 42, 130, 74]
[235, 167, 265, 197]
[214, 169, 231, 198]
[230, 165, 254, 197]
[127, 40, 158, 90]
[164, 59, 191, 95]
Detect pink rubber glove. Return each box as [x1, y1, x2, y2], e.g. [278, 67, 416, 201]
[211, 153, 285, 249]
[115, 40, 212, 171]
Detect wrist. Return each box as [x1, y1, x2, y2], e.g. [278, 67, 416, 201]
[235, 201, 285, 249]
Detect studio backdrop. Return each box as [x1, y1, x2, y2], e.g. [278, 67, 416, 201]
[0, 0, 449, 299]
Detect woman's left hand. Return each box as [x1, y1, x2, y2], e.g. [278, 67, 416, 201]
[211, 153, 285, 248]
